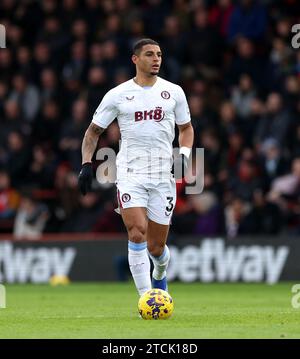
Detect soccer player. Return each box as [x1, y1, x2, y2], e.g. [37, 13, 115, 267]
[78, 38, 194, 296]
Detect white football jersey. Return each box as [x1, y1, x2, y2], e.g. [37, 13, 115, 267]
[92, 76, 191, 180]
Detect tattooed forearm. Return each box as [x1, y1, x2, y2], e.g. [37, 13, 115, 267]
[81, 123, 105, 164]
[90, 123, 105, 136]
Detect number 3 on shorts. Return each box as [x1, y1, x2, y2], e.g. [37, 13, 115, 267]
[166, 196, 174, 213]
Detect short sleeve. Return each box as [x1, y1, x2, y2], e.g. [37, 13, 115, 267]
[174, 86, 191, 125]
[91, 89, 119, 128]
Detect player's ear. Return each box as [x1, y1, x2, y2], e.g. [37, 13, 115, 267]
[132, 54, 138, 65]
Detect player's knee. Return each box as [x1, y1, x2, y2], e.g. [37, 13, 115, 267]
[147, 243, 165, 258]
[128, 224, 147, 243]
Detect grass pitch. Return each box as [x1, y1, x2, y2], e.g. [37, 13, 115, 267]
[0, 282, 299, 339]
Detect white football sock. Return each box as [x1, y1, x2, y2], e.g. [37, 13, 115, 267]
[128, 241, 151, 296]
[148, 245, 170, 280]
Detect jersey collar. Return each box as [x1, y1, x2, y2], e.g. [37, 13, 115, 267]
[132, 76, 160, 90]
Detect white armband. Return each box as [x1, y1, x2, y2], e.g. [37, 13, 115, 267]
[179, 146, 191, 159]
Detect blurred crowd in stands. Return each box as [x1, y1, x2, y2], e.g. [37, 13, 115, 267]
[0, 0, 300, 239]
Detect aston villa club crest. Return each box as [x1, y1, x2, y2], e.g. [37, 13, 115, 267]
[161, 91, 170, 99]
[122, 193, 131, 202]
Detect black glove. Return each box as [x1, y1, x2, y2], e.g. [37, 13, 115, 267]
[172, 154, 188, 180]
[78, 162, 93, 195]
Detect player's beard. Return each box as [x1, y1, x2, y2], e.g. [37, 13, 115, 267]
[150, 69, 159, 76]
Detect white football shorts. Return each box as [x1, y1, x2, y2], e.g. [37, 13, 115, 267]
[115, 176, 176, 225]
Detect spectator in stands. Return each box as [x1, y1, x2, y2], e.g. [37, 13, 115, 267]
[101, 14, 125, 50]
[62, 41, 88, 83]
[187, 7, 223, 76]
[24, 145, 56, 189]
[61, 0, 83, 28]
[243, 188, 283, 234]
[71, 18, 90, 43]
[16, 46, 33, 81]
[227, 158, 262, 202]
[39, 68, 61, 104]
[172, 190, 219, 235]
[38, 16, 70, 64]
[9, 73, 40, 123]
[86, 66, 109, 117]
[225, 36, 266, 89]
[61, 71, 82, 117]
[33, 100, 60, 150]
[188, 92, 218, 139]
[290, 123, 300, 157]
[13, 192, 49, 239]
[283, 75, 300, 113]
[89, 43, 104, 68]
[224, 130, 244, 171]
[127, 18, 145, 51]
[4, 131, 30, 186]
[61, 191, 103, 232]
[1, 100, 30, 141]
[93, 199, 125, 233]
[113, 68, 130, 87]
[0, 170, 20, 219]
[54, 165, 80, 222]
[241, 97, 265, 146]
[231, 73, 256, 119]
[268, 37, 294, 91]
[268, 157, 300, 234]
[208, 0, 234, 38]
[200, 128, 223, 177]
[259, 138, 288, 191]
[275, 16, 293, 44]
[143, 0, 171, 38]
[0, 49, 14, 83]
[224, 196, 251, 238]
[295, 51, 300, 78]
[193, 191, 223, 235]
[188, 94, 205, 137]
[218, 101, 239, 142]
[32, 42, 54, 83]
[227, 0, 267, 42]
[161, 15, 186, 82]
[82, 0, 102, 35]
[59, 99, 88, 172]
[0, 80, 9, 116]
[101, 40, 124, 82]
[254, 92, 292, 148]
[115, 0, 142, 36]
[269, 157, 300, 198]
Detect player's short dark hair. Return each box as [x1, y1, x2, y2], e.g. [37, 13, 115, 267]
[133, 38, 160, 55]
